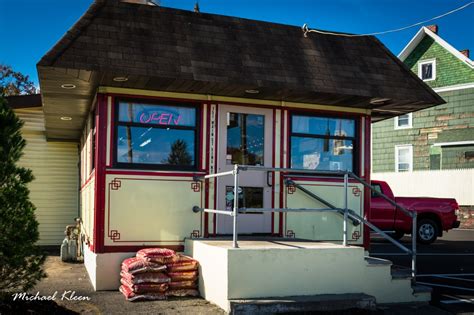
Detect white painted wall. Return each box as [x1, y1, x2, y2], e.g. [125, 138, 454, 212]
[83, 244, 135, 290]
[372, 169, 474, 205]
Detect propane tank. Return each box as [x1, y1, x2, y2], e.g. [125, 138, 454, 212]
[68, 239, 77, 262]
[60, 238, 69, 262]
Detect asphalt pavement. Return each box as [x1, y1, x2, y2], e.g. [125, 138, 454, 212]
[370, 229, 474, 314]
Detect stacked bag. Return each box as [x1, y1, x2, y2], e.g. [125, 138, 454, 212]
[119, 248, 199, 301]
[166, 253, 199, 297]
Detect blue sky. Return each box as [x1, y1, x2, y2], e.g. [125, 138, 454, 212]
[0, 0, 473, 86]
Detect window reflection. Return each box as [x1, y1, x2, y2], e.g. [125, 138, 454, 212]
[292, 116, 355, 137]
[117, 126, 195, 165]
[227, 113, 264, 165]
[225, 186, 263, 212]
[116, 101, 197, 169]
[290, 115, 356, 171]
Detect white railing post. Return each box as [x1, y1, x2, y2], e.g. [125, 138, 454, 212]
[343, 172, 348, 246]
[232, 164, 239, 248]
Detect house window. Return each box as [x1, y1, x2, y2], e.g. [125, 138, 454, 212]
[395, 145, 413, 172]
[418, 59, 436, 81]
[290, 114, 356, 172]
[115, 100, 198, 170]
[394, 113, 412, 129]
[429, 145, 441, 170]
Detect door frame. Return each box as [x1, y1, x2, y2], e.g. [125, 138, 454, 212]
[215, 104, 274, 235]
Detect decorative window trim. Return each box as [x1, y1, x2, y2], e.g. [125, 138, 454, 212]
[113, 98, 200, 171]
[394, 113, 412, 130]
[289, 112, 359, 174]
[418, 59, 436, 82]
[395, 144, 413, 172]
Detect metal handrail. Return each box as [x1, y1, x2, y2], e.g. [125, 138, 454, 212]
[285, 179, 360, 226]
[349, 172, 415, 219]
[192, 164, 417, 283]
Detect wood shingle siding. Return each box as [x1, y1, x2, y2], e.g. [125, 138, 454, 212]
[15, 108, 79, 246]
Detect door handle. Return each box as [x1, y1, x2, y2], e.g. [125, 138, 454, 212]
[267, 171, 273, 187]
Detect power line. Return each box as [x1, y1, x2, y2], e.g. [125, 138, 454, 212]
[302, 1, 473, 37]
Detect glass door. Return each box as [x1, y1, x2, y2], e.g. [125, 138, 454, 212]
[216, 105, 273, 234]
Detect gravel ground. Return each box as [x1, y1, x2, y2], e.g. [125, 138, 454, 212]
[27, 255, 223, 314]
[0, 255, 448, 314]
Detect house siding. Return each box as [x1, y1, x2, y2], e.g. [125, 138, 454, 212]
[372, 87, 474, 172]
[404, 36, 474, 88]
[372, 30, 474, 173]
[15, 108, 79, 246]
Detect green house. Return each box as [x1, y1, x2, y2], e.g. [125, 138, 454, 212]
[371, 25, 473, 218]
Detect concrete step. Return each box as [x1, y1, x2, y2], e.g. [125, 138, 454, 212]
[229, 293, 376, 314]
[413, 284, 433, 294]
[391, 264, 412, 279]
[365, 256, 392, 266]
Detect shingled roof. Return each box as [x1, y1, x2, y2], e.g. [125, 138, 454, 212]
[37, 0, 444, 139]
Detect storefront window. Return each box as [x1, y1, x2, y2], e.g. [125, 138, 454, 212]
[115, 101, 198, 170]
[290, 115, 356, 171]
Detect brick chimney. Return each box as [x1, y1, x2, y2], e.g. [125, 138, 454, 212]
[460, 49, 470, 58]
[426, 25, 438, 34]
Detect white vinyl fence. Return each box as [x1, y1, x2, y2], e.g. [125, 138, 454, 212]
[372, 169, 474, 206]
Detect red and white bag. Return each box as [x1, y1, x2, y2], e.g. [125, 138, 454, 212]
[168, 271, 199, 282]
[120, 278, 169, 294]
[119, 285, 167, 302]
[121, 257, 166, 274]
[120, 270, 170, 284]
[136, 248, 177, 264]
[169, 280, 197, 290]
[166, 254, 199, 272]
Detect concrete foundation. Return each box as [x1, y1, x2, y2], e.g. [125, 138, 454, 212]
[185, 239, 430, 313]
[83, 244, 135, 290]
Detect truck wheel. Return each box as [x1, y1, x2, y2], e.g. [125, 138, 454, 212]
[417, 219, 438, 244]
[390, 230, 404, 240]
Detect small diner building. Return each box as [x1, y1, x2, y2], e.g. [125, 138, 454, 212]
[35, 0, 444, 310]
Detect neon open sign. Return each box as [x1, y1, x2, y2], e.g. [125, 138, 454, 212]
[139, 112, 182, 125]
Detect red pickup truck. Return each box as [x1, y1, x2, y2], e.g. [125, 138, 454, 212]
[370, 180, 460, 244]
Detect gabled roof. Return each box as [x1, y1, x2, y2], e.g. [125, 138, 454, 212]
[37, 0, 444, 139]
[398, 26, 474, 68]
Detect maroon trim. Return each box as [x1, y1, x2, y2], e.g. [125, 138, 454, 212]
[108, 100, 115, 167]
[278, 110, 287, 236]
[93, 94, 108, 253]
[199, 103, 204, 170]
[363, 116, 372, 250]
[105, 170, 205, 177]
[80, 170, 95, 191]
[112, 97, 202, 172]
[89, 113, 95, 174]
[271, 109, 276, 234]
[102, 245, 184, 253]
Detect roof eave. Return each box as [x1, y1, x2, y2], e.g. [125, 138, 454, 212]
[398, 26, 474, 68]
